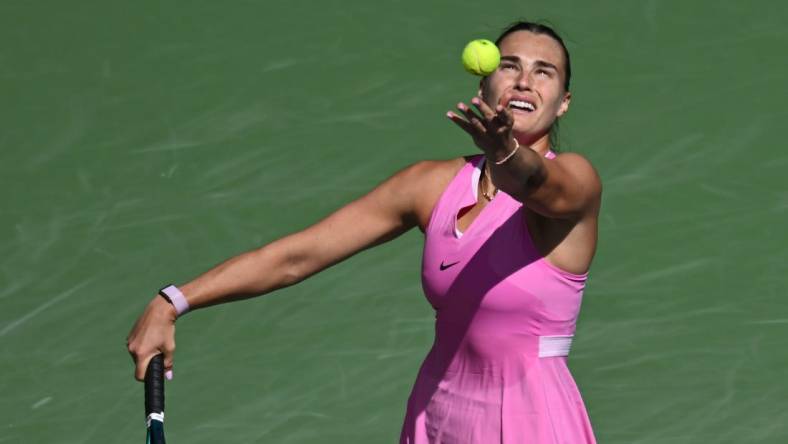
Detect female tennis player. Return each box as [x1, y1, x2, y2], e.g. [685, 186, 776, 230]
[127, 21, 601, 443]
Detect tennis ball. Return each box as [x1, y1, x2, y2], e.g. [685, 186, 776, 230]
[461, 39, 500, 76]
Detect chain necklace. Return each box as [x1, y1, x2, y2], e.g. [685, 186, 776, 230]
[481, 163, 498, 201]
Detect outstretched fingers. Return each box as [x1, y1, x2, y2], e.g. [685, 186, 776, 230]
[471, 97, 496, 121]
[495, 104, 514, 128]
[448, 98, 515, 145]
[447, 110, 479, 137]
[456, 102, 486, 133]
[447, 101, 488, 139]
[471, 98, 514, 132]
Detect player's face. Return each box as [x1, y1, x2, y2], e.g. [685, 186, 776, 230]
[481, 31, 571, 143]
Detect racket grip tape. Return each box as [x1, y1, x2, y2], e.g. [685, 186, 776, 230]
[144, 354, 165, 417]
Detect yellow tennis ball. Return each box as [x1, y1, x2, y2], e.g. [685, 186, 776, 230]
[461, 39, 500, 76]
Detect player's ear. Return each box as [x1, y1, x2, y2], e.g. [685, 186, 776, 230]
[557, 90, 571, 117]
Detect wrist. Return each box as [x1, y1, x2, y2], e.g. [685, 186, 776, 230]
[488, 138, 520, 165]
[152, 294, 178, 321]
[158, 284, 190, 317]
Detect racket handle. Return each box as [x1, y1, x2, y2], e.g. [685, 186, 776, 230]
[144, 354, 165, 417]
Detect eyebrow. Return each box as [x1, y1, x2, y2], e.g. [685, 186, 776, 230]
[500, 55, 559, 71]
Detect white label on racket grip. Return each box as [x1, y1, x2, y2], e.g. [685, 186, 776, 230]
[146, 412, 165, 427]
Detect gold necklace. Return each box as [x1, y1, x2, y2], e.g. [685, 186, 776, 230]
[481, 163, 497, 201]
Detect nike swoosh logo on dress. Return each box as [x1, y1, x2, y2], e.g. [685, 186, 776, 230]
[439, 261, 460, 271]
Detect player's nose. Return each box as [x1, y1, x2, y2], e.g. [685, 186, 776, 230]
[513, 70, 533, 91]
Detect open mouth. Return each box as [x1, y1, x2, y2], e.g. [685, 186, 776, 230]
[507, 99, 536, 112]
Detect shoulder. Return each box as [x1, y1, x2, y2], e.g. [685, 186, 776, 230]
[389, 156, 469, 230]
[366, 155, 468, 204]
[384, 156, 469, 193]
[551, 152, 603, 197]
[551, 152, 598, 177]
[401, 156, 468, 186]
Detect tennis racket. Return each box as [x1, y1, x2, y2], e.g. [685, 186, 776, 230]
[144, 354, 166, 444]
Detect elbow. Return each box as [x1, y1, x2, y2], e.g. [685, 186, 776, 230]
[279, 250, 309, 287]
[280, 263, 303, 287]
[523, 165, 547, 192]
[254, 243, 306, 289]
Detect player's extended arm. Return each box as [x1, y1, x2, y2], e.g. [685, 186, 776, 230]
[127, 161, 432, 380]
[490, 148, 601, 219]
[449, 97, 601, 219]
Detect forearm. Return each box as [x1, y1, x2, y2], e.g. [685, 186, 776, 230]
[488, 143, 546, 202]
[177, 236, 303, 311]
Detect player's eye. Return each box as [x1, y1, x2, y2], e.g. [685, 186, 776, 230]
[501, 62, 518, 71]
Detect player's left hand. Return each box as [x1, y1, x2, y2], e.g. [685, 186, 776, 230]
[447, 96, 517, 160]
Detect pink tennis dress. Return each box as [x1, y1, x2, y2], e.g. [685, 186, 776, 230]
[399, 153, 596, 443]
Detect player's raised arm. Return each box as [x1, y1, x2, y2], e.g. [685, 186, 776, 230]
[493, 147, 601, 219]
[449, 98, 600, 220]
[126, 160, 446, 381]
[448, 28, 602, 221]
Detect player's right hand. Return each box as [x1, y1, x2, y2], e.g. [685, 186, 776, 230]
[126, 295, 177, 381]
[447, 96, 517, 161]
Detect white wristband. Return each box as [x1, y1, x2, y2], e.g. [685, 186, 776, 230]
[158, 285, 190, 317]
